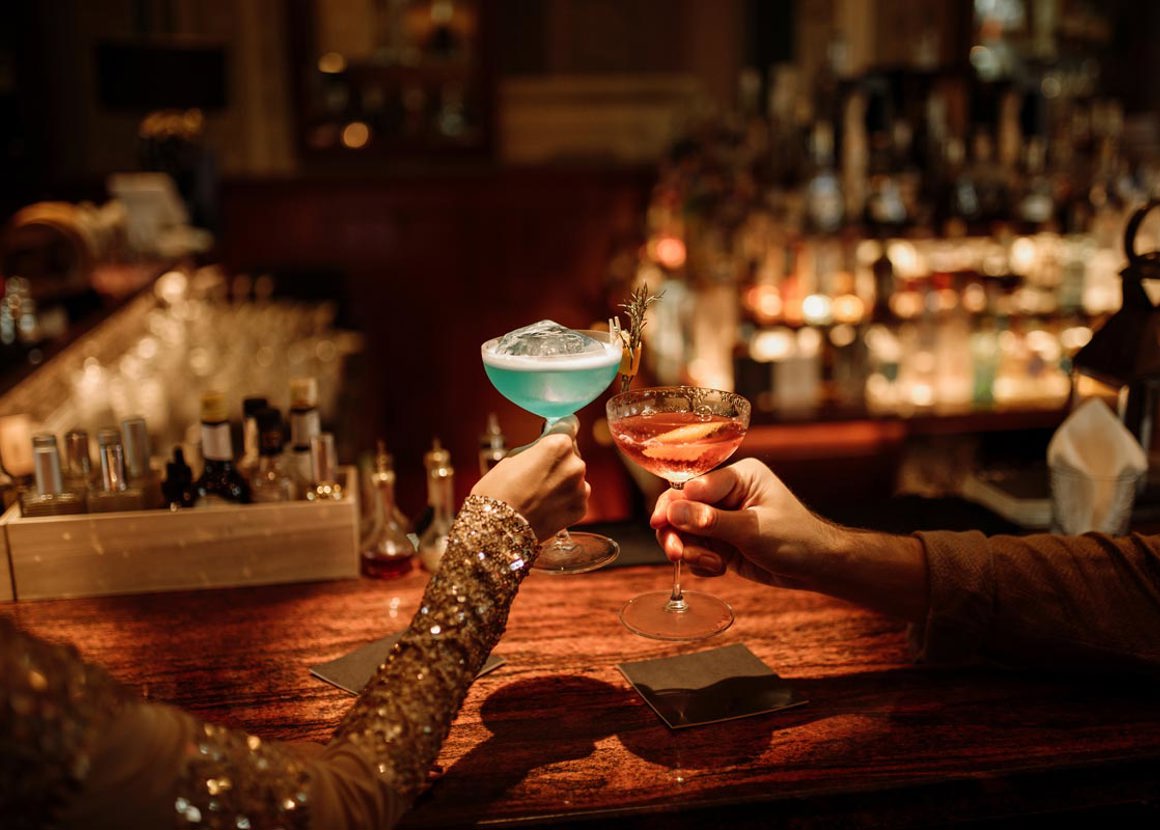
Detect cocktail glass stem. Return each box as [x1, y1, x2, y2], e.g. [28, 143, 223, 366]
[532, 416, 619, 572]
[665, 481, 688, 612]
[541, 417, 579, 553]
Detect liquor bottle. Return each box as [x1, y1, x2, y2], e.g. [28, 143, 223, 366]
[1016, 136, 1055, 230]
[20, 434, 85, 517]
[162, 446, 196, 509]
[90, 428, 146, 513]
[194, 390, 251, 506]
[804, 120, 844, 234]
[862, 85, 907, 232]
[250, 408, 294, 503]
[478, 412, 507, 476]
[360, 440, 415, 579]
[871, 246, 897, 323]
[968, 131, 1009, 225]
[306, 432, 343, 501]
[238, 395, 268, 482]
[121, 416, 164, 509]
[287, 377, 321, 499]
[61, 429, 98, 507]
[417, 438, 455, 572]
[937, 135, 977, 236]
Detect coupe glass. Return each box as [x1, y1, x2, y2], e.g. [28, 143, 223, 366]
[481, 328, 623, 574]
[606, 386, 751, 639]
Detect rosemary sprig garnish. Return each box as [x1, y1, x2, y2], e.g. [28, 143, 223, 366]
[615, 284, 663, 392]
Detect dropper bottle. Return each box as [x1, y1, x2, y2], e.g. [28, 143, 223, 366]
[360, 440, 415, 579]
[478, 412, 508, 476]
[417, 438, 455, 572]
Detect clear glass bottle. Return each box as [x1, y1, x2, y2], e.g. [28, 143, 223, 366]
[238, 395, 269, 482]
[306, 432, 343, 501]
[194, 390, 252, 506]
[360, 440, 415, 579]
[417, 438, 455, 572]
[61, 429, 98, 507]
[287, 377, 321, 499]
[478, 412, 507, 476]
[251, 408, 294, 503]
[805, 120, 844, 234]
[90, 428, 145, 513]
[20, 433, 86, 517]
[121, 416, 163, 509]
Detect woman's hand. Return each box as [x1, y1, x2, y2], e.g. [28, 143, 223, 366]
[471, 417, 589, 542]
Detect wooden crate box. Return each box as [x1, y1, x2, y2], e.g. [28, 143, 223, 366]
[0, 468, 360, 601]
[0, 523, 12, 602]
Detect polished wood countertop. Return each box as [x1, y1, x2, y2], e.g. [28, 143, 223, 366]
[4, 562, 1160, 828]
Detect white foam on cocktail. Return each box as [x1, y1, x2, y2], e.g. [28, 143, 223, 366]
[481, 337, 621, 371]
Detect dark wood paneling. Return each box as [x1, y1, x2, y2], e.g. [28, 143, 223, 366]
[217, 168, 652, 518]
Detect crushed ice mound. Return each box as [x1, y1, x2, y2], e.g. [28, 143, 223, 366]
[493, 320, 603, 357]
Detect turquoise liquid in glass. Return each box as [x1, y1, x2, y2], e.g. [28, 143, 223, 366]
[482, 340, 621, 421]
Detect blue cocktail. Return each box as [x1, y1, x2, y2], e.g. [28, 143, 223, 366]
[481, 321, 622, 573]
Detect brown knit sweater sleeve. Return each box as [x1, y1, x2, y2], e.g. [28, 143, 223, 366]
[910, 530, 1160, 672]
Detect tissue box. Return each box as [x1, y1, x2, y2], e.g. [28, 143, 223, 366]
[0, 467, 360, 601]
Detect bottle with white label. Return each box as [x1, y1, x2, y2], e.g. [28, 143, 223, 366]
[194, 390, 251, 506]
[287, 377, 321, 499]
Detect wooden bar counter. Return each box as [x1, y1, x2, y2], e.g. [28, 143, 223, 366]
[4, 561, 1160, 828]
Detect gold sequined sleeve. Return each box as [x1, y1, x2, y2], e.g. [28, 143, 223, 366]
[1, 495, 538, 830]
[320, 494, 539, 823]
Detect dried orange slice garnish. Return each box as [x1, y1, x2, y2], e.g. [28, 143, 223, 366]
[642, 443, 711, 461]
[650, 421, 725, 444]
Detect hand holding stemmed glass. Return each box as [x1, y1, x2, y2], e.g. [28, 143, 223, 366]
[606, 386, 751, 639]
[481, 321, 623, 574]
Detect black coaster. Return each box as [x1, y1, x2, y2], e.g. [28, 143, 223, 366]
[617, 642, 805, 729]
[311, 632, 505, 695]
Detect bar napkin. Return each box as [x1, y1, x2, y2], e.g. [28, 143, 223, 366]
[1047, 398, 1147, 534]
[311, 632, 505, 695]
[617, 643, 805, 729]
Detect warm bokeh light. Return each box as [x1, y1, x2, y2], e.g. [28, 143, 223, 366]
[1025, 328, 1062, 362]
[855, 239, 882, 264]
[341, 121, 371, 149]
[797, 326, 823, 358]
[317, 52, 347, 74]
[829, 323, 857, 348]
[1060, 325, 1093, 352]
[831, 293, 865, 324]
[1010, 236, 1038, 274]
[962, 282, 988, 313]
[886, 241, 920, 278]
[801, 294, 832, 326]
[889, 289, 923, 319]
[749, 328, 795, 362]
[935, 288, 959, 312]
[648, 235, 687, 270]
[744, 284, 783, 324]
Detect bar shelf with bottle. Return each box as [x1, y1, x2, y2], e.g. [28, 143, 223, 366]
[628, 56, 1156, 430]
[0, 263, 368, 601]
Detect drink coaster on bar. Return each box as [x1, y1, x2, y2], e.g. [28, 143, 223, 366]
[311, 631, 506, 695]
[617, 642, 806, 729]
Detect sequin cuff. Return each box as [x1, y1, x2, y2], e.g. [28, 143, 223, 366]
[328, 494, 538, 804]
